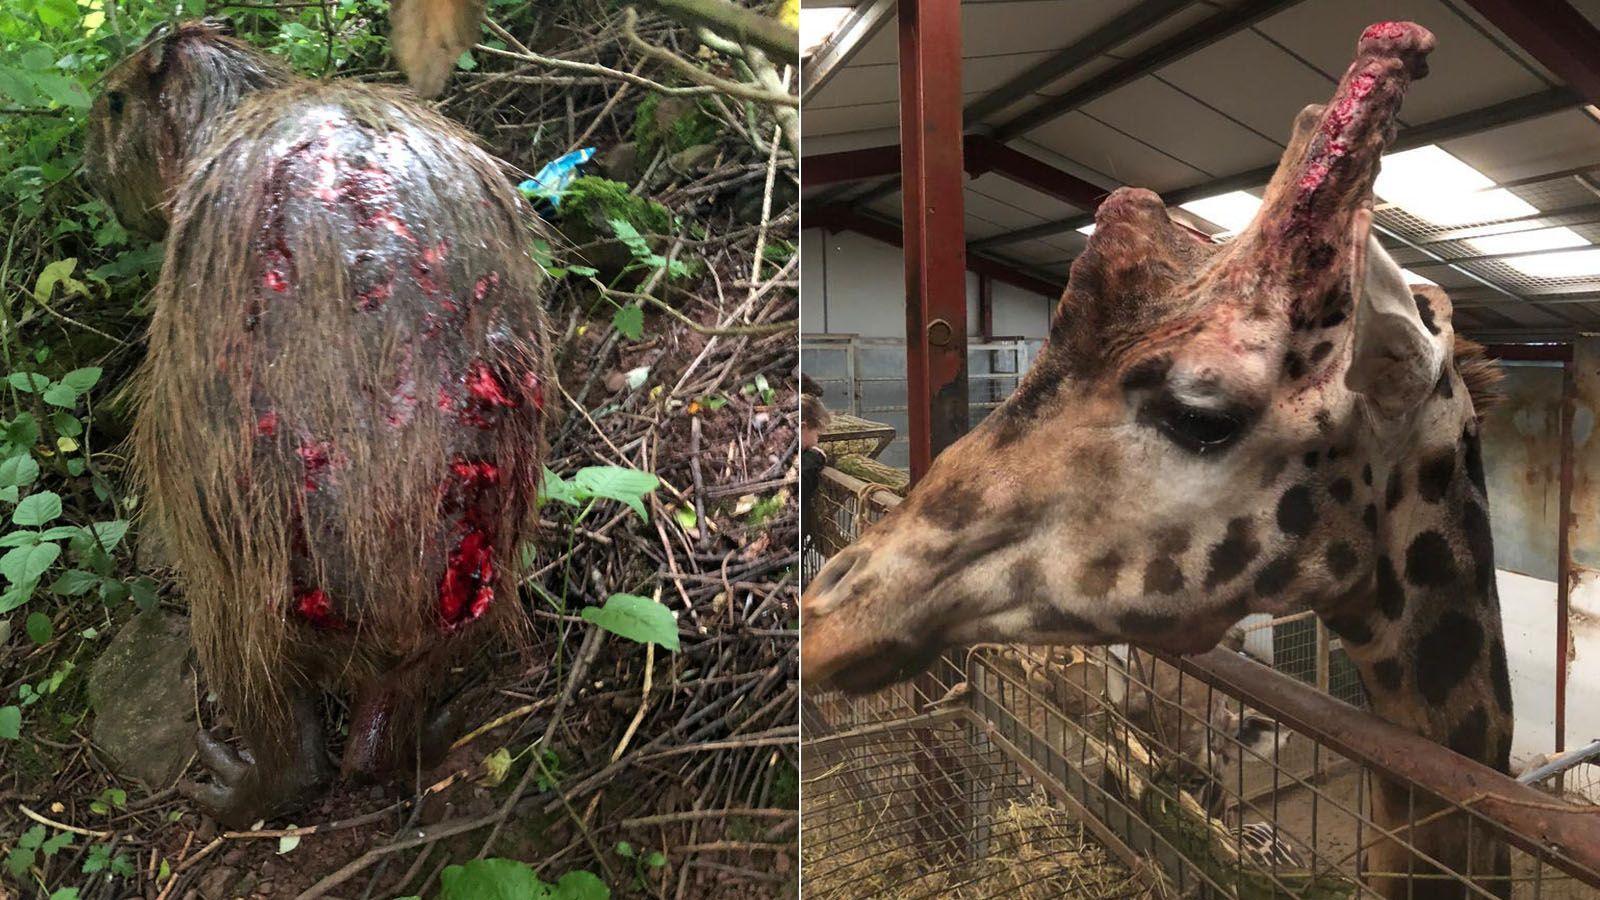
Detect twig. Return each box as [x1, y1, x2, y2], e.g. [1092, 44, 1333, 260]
[620, 9, 798, 108]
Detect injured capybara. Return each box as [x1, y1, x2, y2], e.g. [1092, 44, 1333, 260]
[83, 19, 550, 827]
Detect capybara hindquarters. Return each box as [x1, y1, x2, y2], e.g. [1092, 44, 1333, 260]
[87, 23, 548, 826]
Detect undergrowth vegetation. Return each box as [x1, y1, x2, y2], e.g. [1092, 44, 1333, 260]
[2, 0, 798, 896]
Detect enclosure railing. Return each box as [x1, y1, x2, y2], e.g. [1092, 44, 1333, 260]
[801, 466, 1600, 898]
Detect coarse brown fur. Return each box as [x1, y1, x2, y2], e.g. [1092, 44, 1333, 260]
[85, 21, 550, 821]
[390, 0, 486, 97]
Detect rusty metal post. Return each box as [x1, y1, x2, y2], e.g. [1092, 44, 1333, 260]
[1556, 360, 1576, 753]
[898, 0, 968, 483]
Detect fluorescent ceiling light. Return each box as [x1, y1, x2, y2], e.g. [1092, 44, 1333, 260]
[801, 7, 851, 56]
[1468, 226, 1588, 257]
[1400, 268, 1436, 285]
[1374, 146, 1535, 226]
[1501, 249, 1600, 279]
[1178, 191, 1260, 235]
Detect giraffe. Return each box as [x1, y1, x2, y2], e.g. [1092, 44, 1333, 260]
[802, 22, 1513, 898]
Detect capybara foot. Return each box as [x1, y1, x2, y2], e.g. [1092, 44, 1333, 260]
[420, 700, 465, 768]
[180, 729, 331, 828]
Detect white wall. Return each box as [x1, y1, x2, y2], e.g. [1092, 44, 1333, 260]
[800, 228, 1056, 340]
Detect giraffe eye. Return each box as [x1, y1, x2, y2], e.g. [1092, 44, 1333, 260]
[1143, 395, 1247, 456]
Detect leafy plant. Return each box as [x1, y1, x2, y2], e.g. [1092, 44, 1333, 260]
[581, 593, 680, 651]
[614, 840, 667, 890]
[539, 465, 660, 523]
[437, 858, 609, 900]
[6, 824, 72, 878]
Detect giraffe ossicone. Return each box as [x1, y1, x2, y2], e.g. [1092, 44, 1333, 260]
[803, 20, 1512, 898]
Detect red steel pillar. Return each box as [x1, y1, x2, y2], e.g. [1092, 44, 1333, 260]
[898, 0, 968, 483]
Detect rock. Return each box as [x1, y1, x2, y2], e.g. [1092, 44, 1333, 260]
[196, 865, 238, 899]
[599, 142, 642, 184]
[88, 609, 196, 788]
[135, 518, 173, 569]
[665, 144, 718, 177]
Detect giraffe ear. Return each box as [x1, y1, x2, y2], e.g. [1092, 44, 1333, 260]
[1344, 208, 1443, 419]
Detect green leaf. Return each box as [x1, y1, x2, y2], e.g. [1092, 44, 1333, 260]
[481, 746, 512, 787]
[41, 831, 73, 855]
[0, 455, 41, 488]
[25, 612, 51, 644]
[0, 531, 40, 548]
[615, 841, 634, 859]
[1, 542, 59, 584]
[581, 593, 680, 651]
[6, 413, 41, 448]
[41, 383, 78, 408]
[0, 706, 20, 740]
[278, 834, 300, 854]
[34, 258, 87, 303]
[59, 368, 101, 393]
[572, 467, 659, 522]
[607, 217, 653, 259]
[50, 569, 99, 597]
[14, 491, 61, 526]
[130, 577, 159, 612]
[0, 581, 34, 613]
[80, 520, 129, 552]
[51, 412, 82, 437]
[538, 467, 579, 509]
[552, 870, 610, 900]
[49, 888, 80, 900]
[4, 847, 32, 877]
[8, 373, 48, 393]
[645, 851, 666, 868]
[672, 506, 697, 530]
[612, 305, 644, 340]
[38, 526, 79, 540]
[439, 858, 549, 900]
[0, 487, 17, 504]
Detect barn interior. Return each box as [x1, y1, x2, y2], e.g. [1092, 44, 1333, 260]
[798, 0, 1600, 895]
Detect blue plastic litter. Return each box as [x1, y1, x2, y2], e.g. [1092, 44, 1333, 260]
[519, 147, 596, 212]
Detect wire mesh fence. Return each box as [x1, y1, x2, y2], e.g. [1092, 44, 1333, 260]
[802, 467, 1600, 898]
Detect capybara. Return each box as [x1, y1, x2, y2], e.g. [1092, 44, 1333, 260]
[84, 19, 549, 826]
[390, 0, 486, 97]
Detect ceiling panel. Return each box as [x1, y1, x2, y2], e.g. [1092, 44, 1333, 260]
[1254, 0, 1551, 124]
[965, 172, 1089, 220]
[1159, 28, 1338, 144]
[1027, 111, 1208, 191]
[1079, 77, 1285, 177]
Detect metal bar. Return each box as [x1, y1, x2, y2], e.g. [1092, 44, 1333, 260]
[1463, 0, 1600, 104]
[962, 0, 1195, 127]
[977, 273, 993, 340]
[804, 0, 897, 98]
[1171, 648, 1600, 885]
[1479, 343, 1574, 362]
[802, 144, 904, 186]
[991, 0, 1306, 141]
[973, 87, 1581, 249]
[1556, 360, 1576, 753]
[963, 135, 1109, 209]
[1518, 739, 1600, 785]
[803, 134, 1110, 209]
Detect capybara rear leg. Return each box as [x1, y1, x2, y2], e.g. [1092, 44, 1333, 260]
[420, 699, 465, 768]
[181, 691, 331, 828]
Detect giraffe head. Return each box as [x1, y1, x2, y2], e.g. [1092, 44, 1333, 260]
[805, 22, 1458, 693]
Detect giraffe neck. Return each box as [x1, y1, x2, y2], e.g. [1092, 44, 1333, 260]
[1318, 364, 1513, 898]
[1342, 409, 1512, 771]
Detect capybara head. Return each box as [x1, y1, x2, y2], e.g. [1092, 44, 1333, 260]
[85, 18, 291, 238]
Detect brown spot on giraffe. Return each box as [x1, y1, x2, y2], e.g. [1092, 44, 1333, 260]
[803, 21, 1514, 898]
